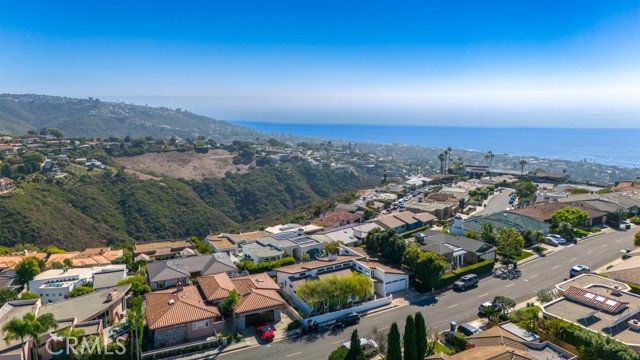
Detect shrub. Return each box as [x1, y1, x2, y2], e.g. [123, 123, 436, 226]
[574, 228, 589, 238]
[628, 283, 640, 295]
[445, 332, 468, 351]
[287, 319, 302, 331]
[240, 257, 296, 274]
[437, 260, 495, 288]
[590, 227, 601, 232]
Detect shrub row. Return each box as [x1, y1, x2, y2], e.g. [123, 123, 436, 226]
[628, 283, 640, 295]
[437, 260, 495, 288]
[240, 256, 296, 274]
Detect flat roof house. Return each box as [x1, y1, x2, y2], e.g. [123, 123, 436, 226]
[146, 253, 238, 291]
[205, 231, 268, 254]
[29, 265, 127, 303]
[542, 274, 640, 352]
[242, 230, 325, 264]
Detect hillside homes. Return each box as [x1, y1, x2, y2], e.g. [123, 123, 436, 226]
[241, 230, 324, 264]
[375, 211, 436, 233]
[450, 212, 550, 236]
[146, 253, 238, 290]
[0, 177, 14, 194]
[28, 265, 126, 303]
[45, 247, 123, 268]
[133, 239, 198, 261]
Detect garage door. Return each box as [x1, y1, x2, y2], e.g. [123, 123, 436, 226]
[245, 310, 275, 327]
[385, 278, 407, 293]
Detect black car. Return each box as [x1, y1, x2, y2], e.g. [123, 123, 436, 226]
[456, 323, 482, 336]
[335, 313, 360, 328]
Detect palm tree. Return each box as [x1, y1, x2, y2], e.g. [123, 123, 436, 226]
[2, 313, 57, 360]
[437, 153, 446, 174]
[55, 327, 85, 357]
[519, 159, 528, 175]
[484, 151, 494, 169]
[445, 146, 452, 171]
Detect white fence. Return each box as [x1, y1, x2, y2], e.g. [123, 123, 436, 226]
[304, 295, 393, 325]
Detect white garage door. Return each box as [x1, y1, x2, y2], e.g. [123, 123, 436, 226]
[385, 278, 408, 293]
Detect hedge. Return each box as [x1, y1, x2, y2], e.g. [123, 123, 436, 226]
[241, 256, 296, 274]
[437, 260, 495, 288]
[628, 283, 640, 295]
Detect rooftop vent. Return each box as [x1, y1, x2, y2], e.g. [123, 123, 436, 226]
[168, 299, 175, 305]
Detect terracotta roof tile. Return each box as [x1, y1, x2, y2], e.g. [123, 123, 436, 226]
[145, 285, 220, 330]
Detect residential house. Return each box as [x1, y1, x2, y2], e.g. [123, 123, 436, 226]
[530, 170, 569, 183]
[407, 201, 456, 220]
[375, 211, 436, 233]
[146, 253, 238, 290]
[560, 192, 640, 223]
[145, 283, 223, 348]
[205, 231, 268, 254]
[0, 145, 15, 156]
[0, 251, 47, 279]
[242, 230, 324, 264]
[613, 181, 640, 193]
[133, 239, 197, 261]
[0, 178, 14, 194]
[542, 274, 640, 352]
[0, 285, 130, 360]
[276, 246, 409, 314]
[416, 229, 497, 267]
[463, 165, 488, 178]
[92, 267, 127, 291]
[45, 247, 123, 268]
[509, 202, 607, 226]
[602, 256, 640, 287]
[311, 211, 363, 229]
[198, 272, 285, 329]
[29, 265, 126, 303]
[450, 212, 550, 236]
[427, 322, 577, 360]
[334, 203, 360, 213]
[316, 223, 382, 247]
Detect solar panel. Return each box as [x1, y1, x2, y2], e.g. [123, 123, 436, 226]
[585, 293, 595, 299]
[272, 232, 298, 241]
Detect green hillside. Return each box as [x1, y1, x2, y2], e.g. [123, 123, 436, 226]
[0, 162, 376, 250]
[0, 94, 259, 141]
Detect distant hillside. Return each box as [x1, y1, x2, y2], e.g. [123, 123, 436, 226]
[0, 161, 376, 250]
[0, 94, 259, 141]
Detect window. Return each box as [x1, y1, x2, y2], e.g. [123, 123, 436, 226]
[59, 293, 63, 297]
[193, 320, 209, 330]
[157, 281, 165, 289]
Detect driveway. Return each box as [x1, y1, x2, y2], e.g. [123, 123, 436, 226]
[474, 188, 515, 216]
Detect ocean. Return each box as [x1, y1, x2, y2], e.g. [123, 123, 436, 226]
[233, 122, 640, 168]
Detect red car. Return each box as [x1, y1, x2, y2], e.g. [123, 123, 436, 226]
[254, 324, 274, 341]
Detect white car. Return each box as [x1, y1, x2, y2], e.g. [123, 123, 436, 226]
[548, 234, 566, 244]
[545, 236, 560, 246]
[342, 338, 379, 357]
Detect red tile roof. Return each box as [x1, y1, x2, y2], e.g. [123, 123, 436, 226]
[145, 285, 221, 330]
[563, 286, 629, 313]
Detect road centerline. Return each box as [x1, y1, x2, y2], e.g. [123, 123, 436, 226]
[285, 352, 302, 358]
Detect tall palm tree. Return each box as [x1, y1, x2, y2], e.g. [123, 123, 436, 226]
[2, 313, 58, 360]
[484, 151, 494, 169]
[519, 159, 528, 175]
[437, 153, 446, 174]
[445, 146, 452, 171]
[55, 327, 85, 357]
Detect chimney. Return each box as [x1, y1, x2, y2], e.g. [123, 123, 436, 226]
[176, 280, 184, 292]
[106, 291, 116, 302]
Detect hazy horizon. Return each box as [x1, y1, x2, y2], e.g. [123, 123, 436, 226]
[1, 1, 639, 127]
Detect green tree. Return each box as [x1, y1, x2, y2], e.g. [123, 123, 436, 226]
[386, 322, 402, 360]
[551, 208, 589, 228]
[414, 252, 447, 291]
[634, 231, 640, 247]
[20, 292, 40, 300]
[516, 306, 541, 333]
[555, 222, 576, 242]
[15, 257, 42, 284]
[69, 286, 95, 298]
[479, 223, 496, 245]
[2, 312, 58, 360]
[302, 253, 311, 262]
[496, 228, 524, 262]
[0, 288, 17, 306]
[519, 159, 528, 175]
[126, 296, 145, 360]
[515, 181, 537, 200]
[325, 240, 342, 255]
[328, 347, 348, 360]
[492, 296, 516, 316]
[190, 236, 212, 254]
[463, 231, 478, 239]
[346, 329, 365, 360]
[63, 258, 74, 268]
[437, 153, 446, 174]
[403, 315, 417, 360]
[220, 289, 240, 316]
[44, 246, 67, 255]
[414, 312, 427, 360]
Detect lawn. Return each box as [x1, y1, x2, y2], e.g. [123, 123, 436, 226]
[513, 250, 535, 262]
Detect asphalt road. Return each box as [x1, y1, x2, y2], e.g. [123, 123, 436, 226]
[217, 229, 636, 360]
[475, 188, 515, 216]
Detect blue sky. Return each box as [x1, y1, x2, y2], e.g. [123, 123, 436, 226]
[1, 1, 639, 127]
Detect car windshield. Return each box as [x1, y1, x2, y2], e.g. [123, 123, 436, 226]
[260, 326, 270, 332]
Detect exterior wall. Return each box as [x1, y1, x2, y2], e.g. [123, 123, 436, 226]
[479, 251, 496, 262]
[150, 277, 188, 291]
[305, 296, 393, 324]
[153, 324, 188, 348]
[186, 318, 218, 340]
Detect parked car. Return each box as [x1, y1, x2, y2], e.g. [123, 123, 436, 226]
[548, 234, 566, 244]
[342, 338, 379, 357]
[570, 265, 590, 278]
[545, 236, 560, 246]
[335, 313, 360, 328]
[254, 324, 275, 341]
[453, 274, 479, 291]
[456, 323, 482, 336]
[478, 301, 503, 315]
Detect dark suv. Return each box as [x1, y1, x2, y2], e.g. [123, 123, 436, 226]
[453, 274, 479, 291]
[335, 313, 360, 328]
